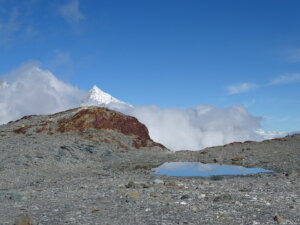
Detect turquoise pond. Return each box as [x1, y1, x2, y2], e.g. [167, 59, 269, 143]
[153, 162, 273, 177]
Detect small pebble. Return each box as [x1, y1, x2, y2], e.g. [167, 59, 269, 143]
[274, 215, 286, 223]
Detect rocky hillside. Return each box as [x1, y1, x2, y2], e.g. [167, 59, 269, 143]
[0, 107, 168, 179]
[1, 106, 165, 150]
[0, 107, 299, 225]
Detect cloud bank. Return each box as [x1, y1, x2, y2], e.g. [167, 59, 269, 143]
[122, 105, 262, 150]
[0, 65, 264, 151]
[0, 64, 84, 124]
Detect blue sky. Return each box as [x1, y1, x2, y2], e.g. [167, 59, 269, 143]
[1, 0, 300, 132]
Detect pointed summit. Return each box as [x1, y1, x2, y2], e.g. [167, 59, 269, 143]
[81, 85, 132, 108]
[88, 85, 120, 105]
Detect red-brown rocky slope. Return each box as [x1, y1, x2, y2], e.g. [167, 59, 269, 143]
[2, 106, 166, 150]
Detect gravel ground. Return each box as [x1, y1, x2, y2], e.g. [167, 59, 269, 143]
[0, 108, 299, 225]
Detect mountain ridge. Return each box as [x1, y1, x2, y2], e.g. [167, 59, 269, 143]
[1, 106, 166, 150]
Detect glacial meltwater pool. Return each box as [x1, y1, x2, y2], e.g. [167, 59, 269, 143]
[153, 162, 273, 177]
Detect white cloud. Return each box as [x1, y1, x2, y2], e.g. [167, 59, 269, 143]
[0, 8, 20, 44]
[59, 0, 85, 24]
[269, 73, 300, 85]
[0, 80, 8, 88]
[285, 48, 300, 63]
[255, 129, 287, 140]
[119, 104, 262, 151]
[226, 82, 257, 95]
[227, 73, 300, 95]
[0, 1, 38, 45]
[0, 64, 85, 124]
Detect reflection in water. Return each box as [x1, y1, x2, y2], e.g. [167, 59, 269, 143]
[153, 162, 273, 177]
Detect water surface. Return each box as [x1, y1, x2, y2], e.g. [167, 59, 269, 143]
[153, 162, 273, 177]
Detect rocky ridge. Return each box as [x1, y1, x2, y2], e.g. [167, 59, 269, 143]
[2, 106, 165, 150]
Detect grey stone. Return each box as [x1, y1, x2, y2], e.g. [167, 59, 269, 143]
[274, 215, 286, 223]
[152, 179, 164, 185]
[14, 214, 32, 225]
[180, 195, 190, 200]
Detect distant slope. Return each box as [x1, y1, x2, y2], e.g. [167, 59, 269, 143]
[174, 134, 300, 173]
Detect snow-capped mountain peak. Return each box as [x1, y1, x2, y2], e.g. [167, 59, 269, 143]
[81, 85, 132, 108]
[88, 85, 122, 105]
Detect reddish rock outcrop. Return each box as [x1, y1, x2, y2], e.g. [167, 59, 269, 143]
[57, 108, 150, 139]
[13, 125, 33, 134]
[7, 107, 166, 150]
[56, 107, 163, 148]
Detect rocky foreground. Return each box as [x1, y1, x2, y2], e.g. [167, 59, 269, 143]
[0, 107, 299, 225]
